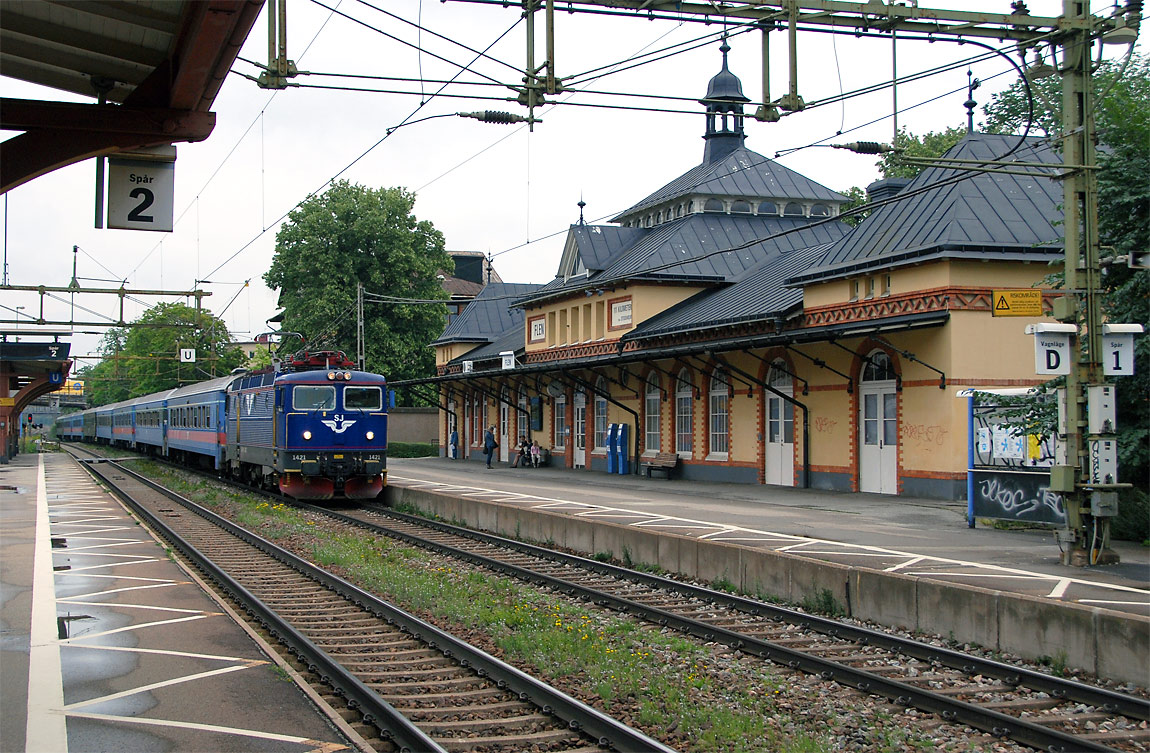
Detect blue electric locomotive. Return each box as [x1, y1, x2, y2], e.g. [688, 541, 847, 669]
[62, 351, 388, 500]
[227, 351, 387, 499]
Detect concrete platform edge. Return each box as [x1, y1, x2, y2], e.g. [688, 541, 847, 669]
[386, 485, 1149, 686]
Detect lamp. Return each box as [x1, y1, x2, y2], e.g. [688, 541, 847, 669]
[1024, 50, 1056, 81]
[1103, 19, 1139, 44]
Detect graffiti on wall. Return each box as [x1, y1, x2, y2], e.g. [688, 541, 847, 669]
[970, 469, 1066, 525]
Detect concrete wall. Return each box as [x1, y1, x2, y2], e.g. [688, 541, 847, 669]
[384, 484, 1149, 686]
[388, 407, 438, 443]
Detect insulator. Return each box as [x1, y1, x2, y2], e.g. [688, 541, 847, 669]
[844, 141, 889, 154]
[459, 110, 525, 124]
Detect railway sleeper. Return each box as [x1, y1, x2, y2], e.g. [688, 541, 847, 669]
[380, 688, 509, 706]
[403, 701, 527, 719]
[420, 713, 555, 732]
[434, 729, 585, 751]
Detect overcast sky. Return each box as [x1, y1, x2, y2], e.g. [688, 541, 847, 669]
[0, 1, 1138, 366]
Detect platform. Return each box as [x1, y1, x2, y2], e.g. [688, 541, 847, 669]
[386, 456, 1150, 686]
[0, 452, 361, 753]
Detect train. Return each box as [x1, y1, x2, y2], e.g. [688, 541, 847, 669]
[58, 351, 388, 500]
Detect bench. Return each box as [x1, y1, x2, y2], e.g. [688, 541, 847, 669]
[640, 452, 679, 479]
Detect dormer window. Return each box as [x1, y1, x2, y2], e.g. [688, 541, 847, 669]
[731, 200, 751, 214]
[757, 201, 778, 215]
[784, 202, 804, 216]
[811, 203, 830, 217]
[704, 198, 724, 212]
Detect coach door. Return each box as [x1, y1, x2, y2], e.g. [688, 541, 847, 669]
[859, 351, 898, 494]
[573, 391, 587, 468]
[764, 362, 794, 486]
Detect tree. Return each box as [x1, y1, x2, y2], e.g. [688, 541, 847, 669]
[985, 53, 1148, 484]
[83, 302, 245, 406]
[264, 181, 452, 397]
[876, 126, 967, 180]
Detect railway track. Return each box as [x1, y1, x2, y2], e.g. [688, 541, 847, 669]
[71, 449, 676, 753]
[295, 499, 1150, 753]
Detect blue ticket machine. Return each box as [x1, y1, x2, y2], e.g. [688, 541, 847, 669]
[606, 424, 618, 474]
[616, 423, 630, 475]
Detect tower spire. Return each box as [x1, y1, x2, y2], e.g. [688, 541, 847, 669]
[700, 35, 751, 163]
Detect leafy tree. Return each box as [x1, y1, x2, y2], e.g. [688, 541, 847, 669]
[837, 185, 870, 227]
[877, 126, 967, 180]
[83, 302, 245, 406]
[264, 181, 451, 400]
[984, 53, 1148, 486]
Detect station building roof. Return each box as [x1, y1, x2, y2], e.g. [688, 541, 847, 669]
[789, 133, 1064, 285]
[431, 282, 541, 347]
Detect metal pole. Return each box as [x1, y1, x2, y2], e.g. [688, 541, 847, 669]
[357, 282, 365, 371]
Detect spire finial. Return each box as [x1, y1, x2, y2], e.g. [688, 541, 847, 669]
[964, 68, 980, 134]
[577, 197, 586, 225]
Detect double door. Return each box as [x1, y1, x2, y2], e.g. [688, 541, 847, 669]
[859, 383, 898, 494]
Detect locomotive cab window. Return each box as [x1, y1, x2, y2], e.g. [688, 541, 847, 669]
[294, 385, 335, 410]
[344, 386, 382, 411]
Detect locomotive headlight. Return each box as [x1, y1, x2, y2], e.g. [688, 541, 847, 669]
[366, 431, 375, 441]
[303, 430, 313, 440]
[327, 371, 336, 380]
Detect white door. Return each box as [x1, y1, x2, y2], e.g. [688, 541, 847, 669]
[765, 366, 794, 486]
[859, 384, 898, 493]
[499, 397, 510, 463]
[573, 391, 587, 468]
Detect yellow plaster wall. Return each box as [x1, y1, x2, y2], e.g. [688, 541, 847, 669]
[523, 284, 707, 354]
[435, 342, 484, 367]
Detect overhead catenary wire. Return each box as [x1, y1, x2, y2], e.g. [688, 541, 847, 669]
[201, 17, 523, 282]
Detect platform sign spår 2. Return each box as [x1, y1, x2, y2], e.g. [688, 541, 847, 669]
[107, 158, 174, 232]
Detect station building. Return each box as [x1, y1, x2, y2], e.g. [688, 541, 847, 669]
[414, 46, 1063, 500]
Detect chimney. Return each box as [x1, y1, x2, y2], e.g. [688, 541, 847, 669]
[866, 178, 912, 205]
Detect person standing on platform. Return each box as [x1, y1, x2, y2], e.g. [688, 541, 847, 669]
[483, 425, 498, 469]
[449, 428, 458, 459]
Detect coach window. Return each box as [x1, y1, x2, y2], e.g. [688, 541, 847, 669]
[295, 385, 336, 410]
[345, 386, 382, 411]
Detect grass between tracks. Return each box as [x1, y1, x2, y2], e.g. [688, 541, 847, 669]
[138, 462, 944, 753]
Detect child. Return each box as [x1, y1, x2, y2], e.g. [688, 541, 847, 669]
[530, 440, 541, 467]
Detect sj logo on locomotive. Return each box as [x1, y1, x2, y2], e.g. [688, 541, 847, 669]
[321, 415, 357, 434]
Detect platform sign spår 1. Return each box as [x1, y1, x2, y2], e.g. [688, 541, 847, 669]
[992, 289, 1043, 317]
[107, 158, 174, 232]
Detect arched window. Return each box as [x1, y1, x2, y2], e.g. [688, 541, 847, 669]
[863, 350, 897, 382]
[675, 368, 693, 456]
[687, 200, 695, 213]
[709, 369, 729, 455]
[644, 372, 662, 453]
[675, 204, 683, 218]
[593, 377, 608, 450]
[757, 201, 778, 215]
[810, 203, 830, 217]
[731, 200, 752, 214]
[704, 198, 725, 213]
[784, 202, 804, 216]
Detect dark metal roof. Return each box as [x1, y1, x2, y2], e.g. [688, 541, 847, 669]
[517, 213, 850, 308]
[432, 282, 540, 346]
[570, 224, 647, 272]
[446, 324, 525, 366]
[613, 147, 847, 223]
[624, 241, 836, 342]
[790, 133, 1064, 285]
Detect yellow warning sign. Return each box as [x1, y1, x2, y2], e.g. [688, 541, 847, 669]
[992, 289, 1043, 317]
